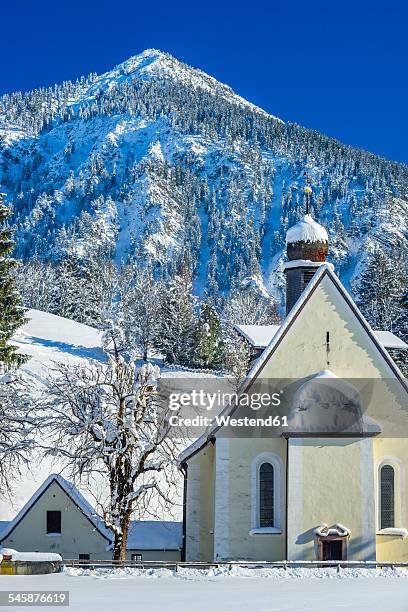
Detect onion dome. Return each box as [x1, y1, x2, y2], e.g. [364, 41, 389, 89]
[286, 214, 328, 262]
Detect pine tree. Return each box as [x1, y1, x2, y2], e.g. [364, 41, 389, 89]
[154, 272, 197, 365]
[354, 246, 407, 334]
[192, 303, 224, 369]
[117, 262, 162, 361]
[0, 194, 27, 369]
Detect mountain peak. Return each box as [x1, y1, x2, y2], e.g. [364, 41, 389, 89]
[92, 49, 272, 118]
[112, 48, 176, 78]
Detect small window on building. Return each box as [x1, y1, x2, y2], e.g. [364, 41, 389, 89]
[259, 462, 274, 527]
[79, 554, 90, 564]
[380, 465, 395, 529]
[131, 554, 142, 562]
[46, 510, 61, 534]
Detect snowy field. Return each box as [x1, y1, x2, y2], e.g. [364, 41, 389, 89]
[2, 567, 408, 611]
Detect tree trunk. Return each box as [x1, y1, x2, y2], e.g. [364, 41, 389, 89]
[119, 512, 131, 561]
[112, 532, 122, 561]
[112, 512, 131, 561]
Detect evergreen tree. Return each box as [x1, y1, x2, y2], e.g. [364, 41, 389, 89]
[0, 194, 27, 368]
[192, 303, 224, 369]
[118, 263, 162, 361]
[353, 246, 407, 334]
[153, 272, 197, 365]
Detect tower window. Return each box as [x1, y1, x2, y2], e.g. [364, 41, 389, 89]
[380, 465, 395, 529]
[46, 510, 61, 534]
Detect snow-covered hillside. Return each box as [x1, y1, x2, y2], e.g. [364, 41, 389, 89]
[13, 309, 105, 386]
[1, 49, 407, 306]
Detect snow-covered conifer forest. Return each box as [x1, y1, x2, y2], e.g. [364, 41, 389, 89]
[0, 48, 407, 352]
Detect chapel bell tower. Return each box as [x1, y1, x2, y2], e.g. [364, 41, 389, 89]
[284, 186, 331, 315]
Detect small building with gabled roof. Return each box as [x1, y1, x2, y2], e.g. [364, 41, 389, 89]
[0, 474, 182, 561]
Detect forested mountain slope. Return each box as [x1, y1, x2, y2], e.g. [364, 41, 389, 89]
[1, 49, 407, 313]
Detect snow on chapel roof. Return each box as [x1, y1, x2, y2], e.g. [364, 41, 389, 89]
[235, 322, 407, 351]
[374, 331, 408, 350]
[286, 214, 328, 244]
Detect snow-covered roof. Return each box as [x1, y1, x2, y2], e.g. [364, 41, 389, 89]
[245, 265, 407, 384]
[125, 521, 182, 551]
[235, 320, 407, 352]
[315, 523, 350, 537]
[286, 214, 328, 244]
[374, 331, 408, 350]
[234, 324, 280, 348]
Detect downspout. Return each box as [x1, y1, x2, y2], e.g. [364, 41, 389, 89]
[285, 436, 289, 561]
[180, 461, 188, 562]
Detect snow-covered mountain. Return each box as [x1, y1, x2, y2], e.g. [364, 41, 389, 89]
[1, 49, 407, 304]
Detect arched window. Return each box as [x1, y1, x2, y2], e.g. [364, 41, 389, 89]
[259, 462, 274, 528]
[380, 465, 395, 529]
[251, 452, 283, 533]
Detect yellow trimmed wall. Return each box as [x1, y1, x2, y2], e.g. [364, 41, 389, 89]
[226, 438, 286, 561]
[374, 438, 408, 562]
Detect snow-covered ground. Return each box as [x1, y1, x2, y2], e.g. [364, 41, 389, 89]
[2, 567, 408, 611]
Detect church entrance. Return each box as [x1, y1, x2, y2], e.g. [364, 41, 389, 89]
[315, 524, 349, 561]
[317, 536, 347, 561]
[321, 539, 343, 561]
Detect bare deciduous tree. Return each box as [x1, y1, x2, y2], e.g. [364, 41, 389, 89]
[43, 353, 184, 560]
[0, 373, 36, 498]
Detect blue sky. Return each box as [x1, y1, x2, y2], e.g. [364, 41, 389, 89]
[1, 1, 407, 163]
